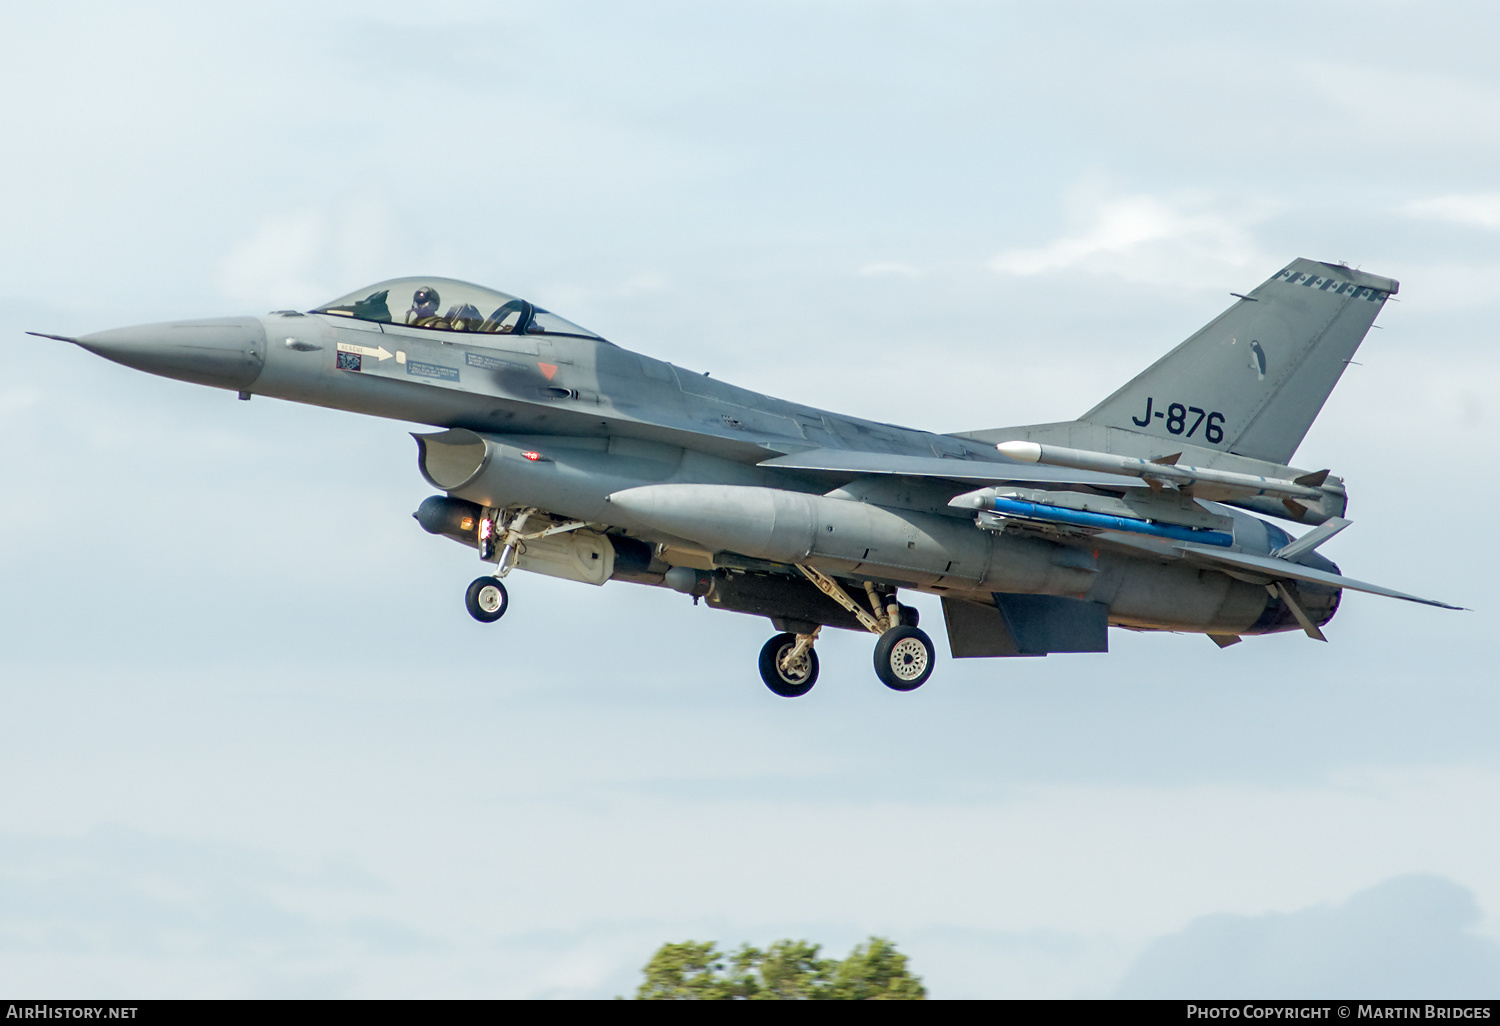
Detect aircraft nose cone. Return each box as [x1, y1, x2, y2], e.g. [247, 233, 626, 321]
[76, 317, 267, 391]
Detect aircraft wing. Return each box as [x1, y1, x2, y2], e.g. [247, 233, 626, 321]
[756, 448, 1147, 489]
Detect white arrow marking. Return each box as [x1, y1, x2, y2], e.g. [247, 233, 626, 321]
[335, 341, 393, 361]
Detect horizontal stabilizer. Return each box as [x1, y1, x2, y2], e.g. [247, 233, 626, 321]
[1174, 543, 1463, 610]
[756, 448, 1144, 488]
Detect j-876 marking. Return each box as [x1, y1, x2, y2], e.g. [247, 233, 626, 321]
[1131, 397, 1226, 443]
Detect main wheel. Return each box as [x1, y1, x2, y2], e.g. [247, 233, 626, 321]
[873, 625, 935, 691]
[758, 633, 819, 698]
[465, 576, 509, 623]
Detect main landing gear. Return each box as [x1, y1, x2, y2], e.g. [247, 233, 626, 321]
[759, 631, 820, 698]
[755, 566, 936, 698]
[872, 625, 935, 691]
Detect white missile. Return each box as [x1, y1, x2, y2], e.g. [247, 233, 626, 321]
[994, 440, 1327, 502]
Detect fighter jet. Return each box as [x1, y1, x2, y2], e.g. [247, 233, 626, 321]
[32, 258, 1458, 697]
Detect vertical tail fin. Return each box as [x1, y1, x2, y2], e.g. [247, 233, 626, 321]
[1081, 259, 1397, 464]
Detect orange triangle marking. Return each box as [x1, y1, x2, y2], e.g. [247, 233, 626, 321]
[538, 362, 558, 380]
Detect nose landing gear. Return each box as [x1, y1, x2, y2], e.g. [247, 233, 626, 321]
[465, 506, 533, 623]
[460, 507, 599, 623]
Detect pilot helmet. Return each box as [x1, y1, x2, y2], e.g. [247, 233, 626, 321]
[411, 286, 440, 314]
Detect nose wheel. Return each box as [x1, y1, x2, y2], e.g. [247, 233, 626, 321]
[465, 576, 508, 623]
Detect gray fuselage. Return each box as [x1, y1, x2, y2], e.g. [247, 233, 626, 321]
[71, 304, 1324, 642]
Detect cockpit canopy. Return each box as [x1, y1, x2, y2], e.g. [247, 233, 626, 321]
[314, 276, 604, 340]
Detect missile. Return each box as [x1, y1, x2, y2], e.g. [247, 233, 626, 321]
[994, 440, 1327, 502]
[955, 491, 1234, 547]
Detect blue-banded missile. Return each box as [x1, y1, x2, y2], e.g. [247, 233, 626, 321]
[974, 495, 1234, 547]
[995, 441, 1326, 502]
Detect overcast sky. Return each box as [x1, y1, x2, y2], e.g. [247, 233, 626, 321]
[2, 0, 1497, 998]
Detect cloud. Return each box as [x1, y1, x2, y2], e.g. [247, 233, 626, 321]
[1401, 193, 1500, 230]
[988, 189, 1271, 289]
[1116, 875, 1500, 999]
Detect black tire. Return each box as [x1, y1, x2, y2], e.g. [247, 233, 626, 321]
[758, 632, 819, 698]
[465, 576, 508, 623]
[873, 625, 935, 691]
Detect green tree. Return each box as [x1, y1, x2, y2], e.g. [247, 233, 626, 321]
[732, 940, 833, 999]
[823, 937, 927, 1000]
[634, 941, 745, 1000]
[633, 936, 924, 1000]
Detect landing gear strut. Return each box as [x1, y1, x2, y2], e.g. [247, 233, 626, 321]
[461, 507, 597, 624]
[465, 507, 533, 623]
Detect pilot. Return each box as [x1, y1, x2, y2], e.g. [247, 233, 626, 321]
[407, 286, 441, 325]
[447, 302, 483, 331]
